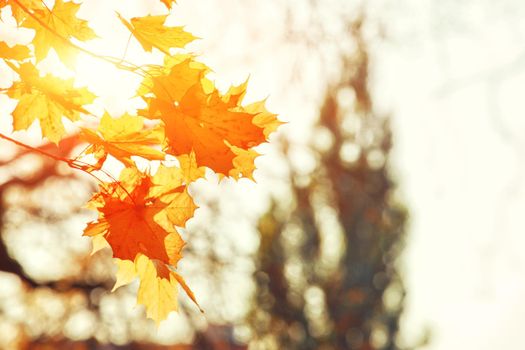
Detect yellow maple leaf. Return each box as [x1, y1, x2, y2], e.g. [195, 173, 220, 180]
[23, 0, 96, 66]
[117, 14, 196, 55]
[150, 164, 199, 229]
[228, 146, 260, 180]
[0, 0, 45, 25]
[7, 63, 95, 143]
[148, 155, 207, 192]
[160, 0, 177, 9]
[136, 255, 180, 324]
[149, 164, 185, 198]
[90, 233, 110, 255]
[80, 113, 165, 166]
[245, 99, 284, 138]
[222, 79, 249, 106]
[112, 258, 136, 292]
[137, 55, 210, 99]
[111, 254, 201, 325]
[0, 41, 31, 60]
[151, 59, 203, 103]
[178, 152, 206, 183]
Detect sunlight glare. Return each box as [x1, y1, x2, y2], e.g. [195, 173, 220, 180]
[74, 52, 144, 117]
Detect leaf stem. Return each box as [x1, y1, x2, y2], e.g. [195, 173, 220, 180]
[0, 132, 101, 183]
[0, 132, 134, 201]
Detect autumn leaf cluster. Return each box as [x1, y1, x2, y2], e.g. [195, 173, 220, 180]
[0, 0, 280, 324]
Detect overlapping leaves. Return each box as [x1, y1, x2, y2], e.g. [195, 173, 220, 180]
[0, 0, 281, 324]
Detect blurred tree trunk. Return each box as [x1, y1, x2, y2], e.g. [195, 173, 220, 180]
[247, 16, 408, 350]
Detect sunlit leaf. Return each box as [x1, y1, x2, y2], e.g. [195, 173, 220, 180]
[23, 0, 96, 66]
[0, 41, 31, 60]
[7, 63, 95, 143]
[117, 13, 196, 55]
[0, 0, 45, 25]
[160, 0, 177, 9]
[80, 113, 165, 166]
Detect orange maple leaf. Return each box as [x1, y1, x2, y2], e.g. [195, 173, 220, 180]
[0, 0, 280, 327]
[85, 166, 200, 324]
[165, 83, 267, 174]
[84, 168, 195, 266]
[142, 61, 269, 175]
[244, 99, 284, 138]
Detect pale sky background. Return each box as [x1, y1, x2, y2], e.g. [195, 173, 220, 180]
[1, 0, 525, 349]
[373, 1, 525, 349]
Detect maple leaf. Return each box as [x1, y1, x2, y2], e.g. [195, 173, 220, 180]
[160, 0, 177, 9]
[148, 58, 203, 103]
[229, 146, 259, 180]
[178, 152, 206, 183]
[0, 0, 279, 326]
[84, 167, 196, 266]
[162, 83, 266, 174]
[221, 81, 283, 138]
[222, 80, 283, 138]
[143, 70, 267, 175]
[136, 255, 180, 324]
[244, 99, 284, 138]
[80, 113, 165, 167]
[0, 0, 45, 25]
[23, 0, 96, 66]
[90, 233, 110, 256]
[139, 58, 281, 177]
[150, 164, 198, 229]
[117, 14, 196, 55]
[226, 97, 283, 179]
[137, 54, 210, 98]
[7, 62, 95, 143]
[0, 41, 31, 60]
[112, 258, 136, 291]
[112, 254, 201, 324]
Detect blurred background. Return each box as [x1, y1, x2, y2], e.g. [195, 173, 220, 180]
[1, 0, 525, 349]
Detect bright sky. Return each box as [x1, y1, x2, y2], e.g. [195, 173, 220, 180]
[373, 0, 525, 348]
[1, 0, 525, 348]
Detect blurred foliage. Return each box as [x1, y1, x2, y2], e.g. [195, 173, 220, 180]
[244, 16, 408, 350]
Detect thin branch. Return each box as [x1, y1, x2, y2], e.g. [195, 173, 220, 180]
[0, 131, 138, 205]
[0, 132, 72, 165]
